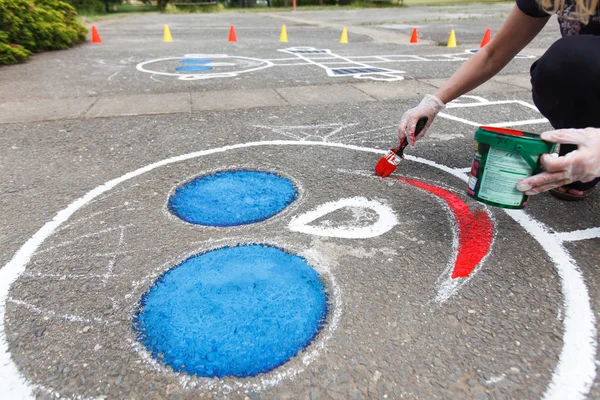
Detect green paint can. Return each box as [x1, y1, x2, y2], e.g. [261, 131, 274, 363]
[467, 126, 555, 209]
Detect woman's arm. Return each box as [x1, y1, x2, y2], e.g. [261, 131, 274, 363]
[398, 5, 550, 144]
[434, 5, 550, 104]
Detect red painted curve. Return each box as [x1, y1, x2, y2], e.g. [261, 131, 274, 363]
[399, 178, 494, 279]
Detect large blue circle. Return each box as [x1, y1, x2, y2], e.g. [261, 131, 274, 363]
[168, 170, 297, 226]
[134, 245, 328, 378]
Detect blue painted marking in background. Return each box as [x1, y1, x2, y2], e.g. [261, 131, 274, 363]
[289, 50, 327, 54]
[331, 67, 386, 75]
[175, 59, 214, 73]
[175, 65, 213, 72]
[134, 244, 328, 378]
[168, 170, 297, 226]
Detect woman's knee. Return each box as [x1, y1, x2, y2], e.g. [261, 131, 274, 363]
[531, 35, 600, 87]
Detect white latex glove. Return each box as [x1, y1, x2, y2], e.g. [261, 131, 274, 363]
[397, 94, 445, 146]
[516, 128, 600, 195]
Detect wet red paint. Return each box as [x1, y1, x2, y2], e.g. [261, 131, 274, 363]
[480, 126, 524, 137]
[399, 178, 493, 279]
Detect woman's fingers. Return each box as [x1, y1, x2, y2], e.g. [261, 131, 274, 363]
[517, 170, 571, 194]
[541, 129, 587, 145]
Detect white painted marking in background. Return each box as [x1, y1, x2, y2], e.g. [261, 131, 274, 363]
[278, 47, 405, 81]
[137, 55, 274, 81]
[7, 298, 110, 325]
[138, 48, 481, 83]
[0, 140, 595, 400]
[289, 197, 398, 239]
[437, 112, 482, 127]
[441, 99, 549, 128]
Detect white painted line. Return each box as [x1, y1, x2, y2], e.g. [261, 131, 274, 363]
[555, 227, 600, 242]
[137, 55, 274, 81]
[437, 112, 482, 127]
[271, 62, 312, 66]
[7, 298, 110, 325]
[455, 167, 473, 174]
[452, 95, 490, 105]
[441, 98, 549, 129]
[504, 210, 596, 400]
[278, 47, 405, 81]
[446, 99, 531, 109]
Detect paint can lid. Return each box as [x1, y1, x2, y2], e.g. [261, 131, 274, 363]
[475, 126, 555, 155]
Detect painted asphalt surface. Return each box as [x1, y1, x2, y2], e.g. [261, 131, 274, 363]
[1, 5, 600, 400]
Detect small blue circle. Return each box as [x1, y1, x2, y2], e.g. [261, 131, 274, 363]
[175, 65, 213, 72]
[134, 245, 328, 378]
[168, 170, 298, 226]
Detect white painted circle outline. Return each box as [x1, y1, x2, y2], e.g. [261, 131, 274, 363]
[0, 140, 595, 399]
[136, 55, 275, 80]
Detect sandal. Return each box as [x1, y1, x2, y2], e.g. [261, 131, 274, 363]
[550, 186, 595, 201]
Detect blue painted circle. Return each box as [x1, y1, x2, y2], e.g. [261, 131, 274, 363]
[175, 66, 213, 72]
[134, 245, 328, 378]
[168, 170, 298, 226]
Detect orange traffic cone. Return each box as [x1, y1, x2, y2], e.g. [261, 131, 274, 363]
[91, 25, 102, 44]
[228, 25, 237, 42]
[480, 28, 491, 48]
[409, 28, 418, 44]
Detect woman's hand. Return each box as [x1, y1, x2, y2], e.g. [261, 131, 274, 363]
[517, 128, 600, 194]
[397, 94, 445, 146]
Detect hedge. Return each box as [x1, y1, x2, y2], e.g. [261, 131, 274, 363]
[0, 0, 87, 65]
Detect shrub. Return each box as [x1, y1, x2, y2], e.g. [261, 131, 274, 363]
[0, 0, 87, 65]
[0, 42, 31, 64]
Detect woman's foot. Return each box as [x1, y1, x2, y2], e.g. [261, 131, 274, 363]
[550, 186, 595, 201]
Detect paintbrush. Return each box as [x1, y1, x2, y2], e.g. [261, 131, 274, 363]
[375, 116, 428, 178]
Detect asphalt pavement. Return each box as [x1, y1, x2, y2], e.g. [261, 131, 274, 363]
[1, 5, 599, 400]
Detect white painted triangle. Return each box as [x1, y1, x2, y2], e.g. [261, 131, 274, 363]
[288, 197, 397, 239]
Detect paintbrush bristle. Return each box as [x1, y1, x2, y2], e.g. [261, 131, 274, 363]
[375, 151, 402, 178]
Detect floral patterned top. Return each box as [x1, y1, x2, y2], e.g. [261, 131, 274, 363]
[516, 0, 600, 35]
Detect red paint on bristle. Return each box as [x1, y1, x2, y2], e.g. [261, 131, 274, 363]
[375, 146, 404, 178]
[375, 155, 397, 178]
[399, 178, 493, 279]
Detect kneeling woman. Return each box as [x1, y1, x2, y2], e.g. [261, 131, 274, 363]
[397, 0, 600, 200]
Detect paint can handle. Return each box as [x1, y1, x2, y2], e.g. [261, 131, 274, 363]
[515, 145, 541, 172]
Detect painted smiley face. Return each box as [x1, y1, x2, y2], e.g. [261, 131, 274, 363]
[1, 141, 594, 399]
